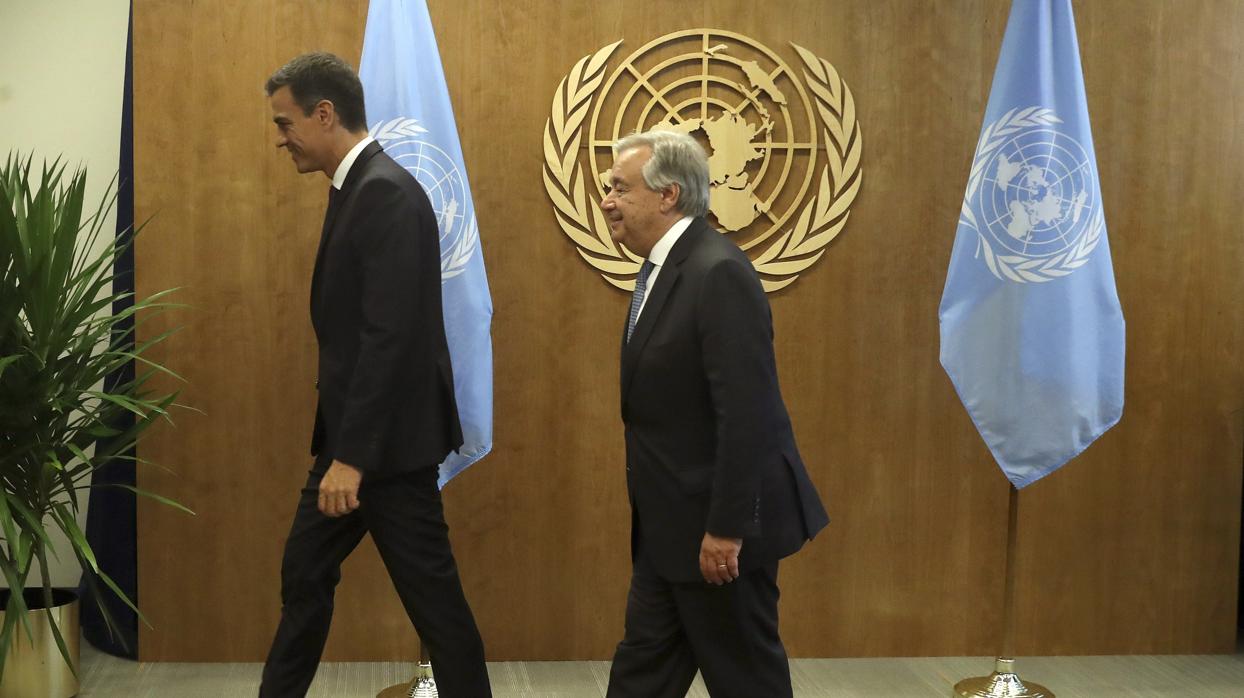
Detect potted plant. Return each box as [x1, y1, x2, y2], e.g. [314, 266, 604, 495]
[0, 154, 188, 696]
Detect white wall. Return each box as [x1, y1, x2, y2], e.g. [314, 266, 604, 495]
[0, 0, 130, 587]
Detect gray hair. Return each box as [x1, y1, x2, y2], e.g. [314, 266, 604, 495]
[613, 129, 710, 218]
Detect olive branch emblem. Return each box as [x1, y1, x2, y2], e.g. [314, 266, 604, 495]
[961, 107, 1104, 283]
[542, 38, 862, 292]
[371, 117, 478, 282]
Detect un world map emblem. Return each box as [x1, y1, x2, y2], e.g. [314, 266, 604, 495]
[961, 107, 1104, 283]
[543, 29, 863, 292]
[368, 117, 479, 282]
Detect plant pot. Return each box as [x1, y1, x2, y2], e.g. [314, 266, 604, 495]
[0, 589, 80, 698]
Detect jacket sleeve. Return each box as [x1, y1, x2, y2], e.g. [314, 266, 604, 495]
[698, 256, 778, 539]
[333, 177, 423, 474]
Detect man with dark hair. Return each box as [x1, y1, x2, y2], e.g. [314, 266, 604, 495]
[259, 51, 491, 697]
[601, 129, 829, 698]
[265, 52, 368, 135]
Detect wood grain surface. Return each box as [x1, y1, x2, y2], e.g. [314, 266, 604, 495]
[133, 0, 1244, 661]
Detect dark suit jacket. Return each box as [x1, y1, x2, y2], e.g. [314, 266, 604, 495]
[621, 217, 829, 582]
[309, 141, 462, 477]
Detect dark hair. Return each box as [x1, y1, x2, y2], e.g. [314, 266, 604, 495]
[265, 52, 368, 133]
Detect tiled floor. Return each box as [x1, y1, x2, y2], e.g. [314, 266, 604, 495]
[77, 644, 1244, 697]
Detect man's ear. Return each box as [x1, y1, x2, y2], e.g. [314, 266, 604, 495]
[313, 99, 336, 128]
[660, 183, 682, 214]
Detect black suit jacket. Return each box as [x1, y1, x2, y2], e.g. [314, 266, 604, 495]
[309, 141, 462, 477]
[621, 217, 829, 582]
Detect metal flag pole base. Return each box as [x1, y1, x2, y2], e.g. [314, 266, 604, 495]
[953, 657, 1053, 698]
[377, 659, 436, 698]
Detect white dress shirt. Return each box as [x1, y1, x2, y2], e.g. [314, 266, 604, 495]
[636, 215, 694, 320]
[331, 136, 376, 190]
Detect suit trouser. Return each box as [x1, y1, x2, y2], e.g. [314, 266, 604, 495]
[606, 552, 791, 698]
[260, 464, 491, 698]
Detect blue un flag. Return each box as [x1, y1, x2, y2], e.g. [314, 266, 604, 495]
[939, 0, 1124, 489]
[359, 0, 494, 486]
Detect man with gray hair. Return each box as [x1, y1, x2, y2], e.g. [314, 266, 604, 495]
[601, 129, 828, 697]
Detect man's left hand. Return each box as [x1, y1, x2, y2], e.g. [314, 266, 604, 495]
[699, 532, 743, 585]
[318, 460, 362, 517]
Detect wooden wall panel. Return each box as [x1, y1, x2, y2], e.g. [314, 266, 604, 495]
[134, 0, 1244, 662]
[1016, 0, 1244, 654]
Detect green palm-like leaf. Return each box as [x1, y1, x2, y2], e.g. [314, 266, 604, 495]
[0, 153, 189, 680]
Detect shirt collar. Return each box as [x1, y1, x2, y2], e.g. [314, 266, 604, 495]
[331, 136, 376, 190]
[647, 216, 694, 268]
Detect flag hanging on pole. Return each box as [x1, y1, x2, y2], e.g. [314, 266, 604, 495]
[359, 0, 494, 487]
[939, 0, 1124, 489]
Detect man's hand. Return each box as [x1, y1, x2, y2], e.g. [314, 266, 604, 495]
[699, 532, 743, 585]
[318, 460, 362, 517]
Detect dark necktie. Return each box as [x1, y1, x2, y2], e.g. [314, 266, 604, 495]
[312, 186, 342, 313]
[626, 260, 655, 343]
[322, 186, 340, 235]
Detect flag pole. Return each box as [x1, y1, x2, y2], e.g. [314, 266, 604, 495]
[376, 640, 437, 698]
[952, 485, 1053, 698]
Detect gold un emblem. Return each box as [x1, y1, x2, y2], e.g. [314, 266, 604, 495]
[543, 28, 863, 292]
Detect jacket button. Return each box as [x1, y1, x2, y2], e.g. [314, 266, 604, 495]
[314, 379, 319, 389]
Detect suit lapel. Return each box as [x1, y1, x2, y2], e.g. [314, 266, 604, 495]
[309, 141, 384, 328]
[620, 219, 707, 402]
